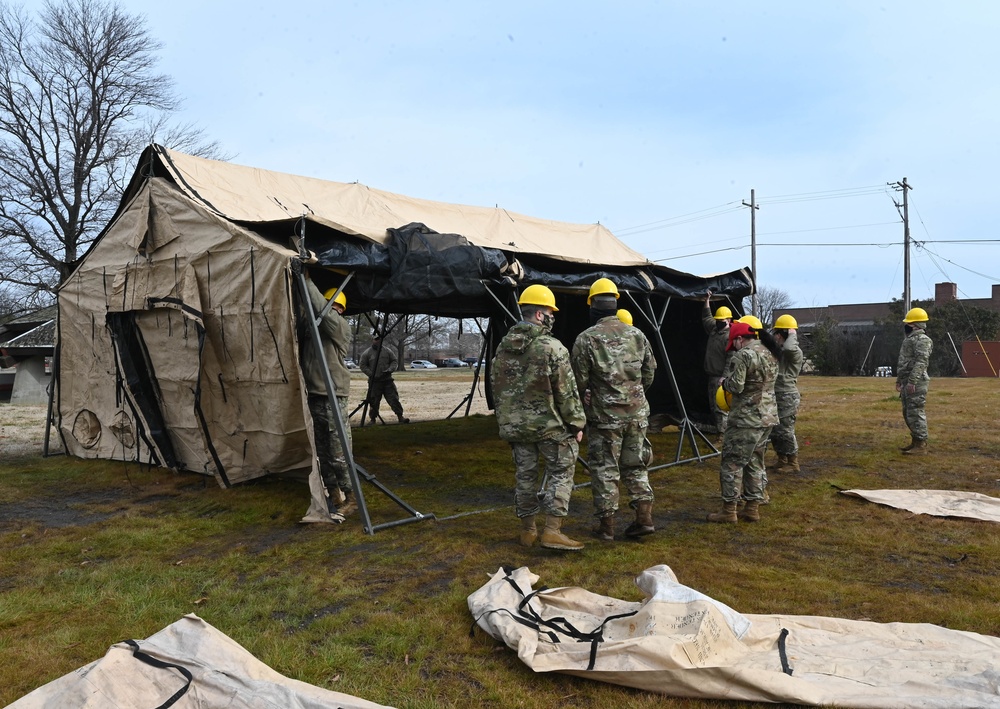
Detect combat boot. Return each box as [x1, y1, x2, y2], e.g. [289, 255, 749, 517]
[902, 438, 927, 455]
[900, 436, 918, 452]
[624, 501, 655, 537]
[519, 516, 538, 547]
[707, 501, 738, 523]
[397, 415, 410, 424]
[594, 515, 615, 541]
[335, 490, 358, 517]
[739, 501, 761, 522]
[768, 453, 788, 472]
[783, 453, 800, 472]
[539, 516, 584, 551]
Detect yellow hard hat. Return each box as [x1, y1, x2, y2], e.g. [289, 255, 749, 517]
[774, 314, 798, 329]
[902, 307, 929, 323]
[518, 284, 558, 311]
[713, 306, 733, 320]
[616, 309, 633, 326]
[738, 314, 764, 331]
[715, 385, 732, 413]
[323, 288, 347, 309]
[587, 277, 620, 305]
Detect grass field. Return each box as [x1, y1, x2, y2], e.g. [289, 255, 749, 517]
[1, 376, 999, 707]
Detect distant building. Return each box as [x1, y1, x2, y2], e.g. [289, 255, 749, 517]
[781, 282, 1000, 377]
[782, 282, 1000, 331]
[0, 305, 56, 404]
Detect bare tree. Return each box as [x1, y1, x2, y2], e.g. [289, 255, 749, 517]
[0, 0, 223, 302]
[743, 285, 794, 326]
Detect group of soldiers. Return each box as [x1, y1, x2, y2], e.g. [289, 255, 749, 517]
[297, 258, 933, 531]
[701, 296, 933, 523]
[492, 279, 936, 547]
[491, 279, 657, 550]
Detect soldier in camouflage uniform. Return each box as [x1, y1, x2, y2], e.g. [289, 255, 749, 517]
[707, 321, 778, 523]
[298, 270, 356, 520]
[702, 292, 732, 435]
[896, 308, 933, 454]
[572, 278, 657, 541]
[359, 334, 409, 424]
[491, 284, 587, 551]
[768, 314, 804, 472]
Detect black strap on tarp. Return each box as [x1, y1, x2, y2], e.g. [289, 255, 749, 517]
[777, 627, 794, 676]
[123, 639, 193, 708]
[471, 567, 638, 671]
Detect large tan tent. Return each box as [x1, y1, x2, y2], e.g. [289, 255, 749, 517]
[55, 145, 752, 499]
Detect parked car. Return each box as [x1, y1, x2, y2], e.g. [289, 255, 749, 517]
[441, 357, 469, 368]
[409, 359, 438, 369]
[344, 358, 359, 369]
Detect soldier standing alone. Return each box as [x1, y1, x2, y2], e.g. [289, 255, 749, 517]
[359, 333, 409, 424]
[491, 285, 587, 551]
[896, 308, 933, 454]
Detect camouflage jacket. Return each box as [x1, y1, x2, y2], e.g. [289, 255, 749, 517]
[491, 321, 586, 443]
[723, 340, 778, 428]
[299, 278, 352, 397]
[775, 330, 803, 395]
[896, 327, 933, 386]
[359, 344, 398, 381]
[571, 316, 656, 428]
[701, 305, 730, 376]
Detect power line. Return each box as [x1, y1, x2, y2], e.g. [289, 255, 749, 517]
[615, 184, 895, 237]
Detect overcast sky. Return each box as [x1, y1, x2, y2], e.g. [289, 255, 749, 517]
[124, 0, 1000, 309]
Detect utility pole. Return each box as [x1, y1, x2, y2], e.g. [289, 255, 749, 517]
[742, 189, 760, 316]
[890, 178, 913, 311]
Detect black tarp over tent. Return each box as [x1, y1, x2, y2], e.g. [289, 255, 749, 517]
[55, 145, 752, 510]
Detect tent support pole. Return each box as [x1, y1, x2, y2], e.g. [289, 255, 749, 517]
[447, 333, 490, 419]
[626, 292, 719, 468]
[295, 267, 432, 534]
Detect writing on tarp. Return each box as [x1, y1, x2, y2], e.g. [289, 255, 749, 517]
[652, 607, 731, 666]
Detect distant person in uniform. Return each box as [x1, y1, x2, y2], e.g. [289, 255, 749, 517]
[359, 333, 409, 424]
[896, 308, 933, 454]
[573, 278, 657, 542]
[491, 285, 587, 551]
[702, 292, 732, 435]
[768, 314, 804, 472]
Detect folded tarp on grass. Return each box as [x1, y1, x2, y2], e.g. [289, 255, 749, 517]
[841, 489, 1000, 522]
[468, 564, 1000, 707]
[8, 614, 394, 709]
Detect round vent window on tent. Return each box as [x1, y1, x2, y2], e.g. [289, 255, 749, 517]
[72, 410, 102, 449]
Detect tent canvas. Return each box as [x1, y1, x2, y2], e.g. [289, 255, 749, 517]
[55, 145, 752, 501]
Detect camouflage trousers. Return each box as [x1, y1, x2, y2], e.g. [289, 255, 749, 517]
[510, 436, 579, 518]
[308, 394, 354, 494]
[719, 425, 772, 503]
[707, 376, 728, 433]
[587, 421, 653, 518]
[769, 390, 800, 455]
[901, 383, 929, 440]
[366, 377, 404, 420]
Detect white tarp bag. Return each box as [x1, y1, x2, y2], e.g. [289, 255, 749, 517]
[7, 614, 394, 709]
[468, 564, 1000, 708]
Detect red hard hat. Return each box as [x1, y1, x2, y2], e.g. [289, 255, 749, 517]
[727, 321, 753, 351]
